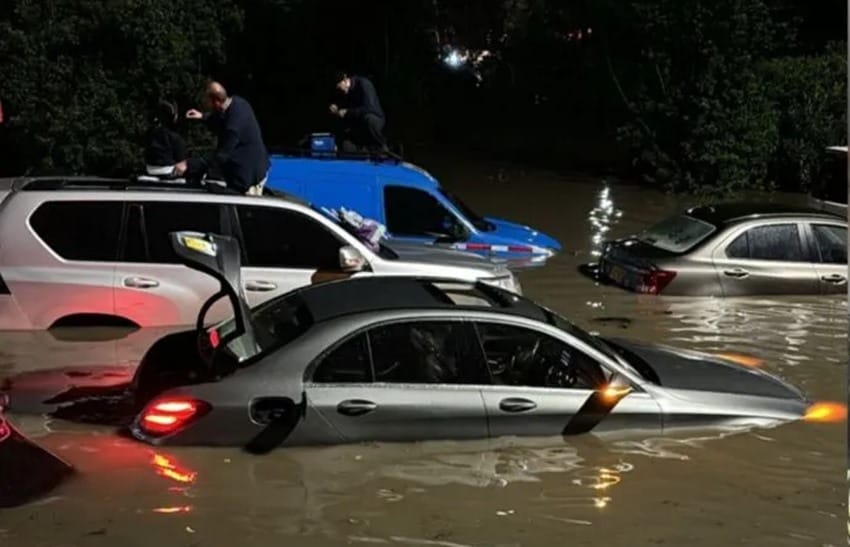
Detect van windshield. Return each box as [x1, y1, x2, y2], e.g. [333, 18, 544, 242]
[312, 205, 398, 260]
[440, 189, 495, 232]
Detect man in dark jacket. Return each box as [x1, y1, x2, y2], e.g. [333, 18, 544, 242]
[329, 71, 388, 153]
[176, 81, 270, 195]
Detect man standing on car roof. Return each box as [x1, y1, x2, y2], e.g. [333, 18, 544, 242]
[329, 70, 388, 154]
[175, 81, 270, 196]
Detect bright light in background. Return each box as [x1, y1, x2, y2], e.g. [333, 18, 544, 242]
[443, 48, 466, 68]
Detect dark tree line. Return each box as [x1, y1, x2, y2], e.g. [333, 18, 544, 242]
[0, 0, 845, 195]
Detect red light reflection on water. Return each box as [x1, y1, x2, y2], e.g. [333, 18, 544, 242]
[151, 453, 197, 484]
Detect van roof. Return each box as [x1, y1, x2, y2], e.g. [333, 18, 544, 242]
[268, 154, 441, 191]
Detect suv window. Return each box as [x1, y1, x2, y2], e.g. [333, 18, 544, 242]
[238, 206, 342, 269]
[30, 201, 123, 261]
[311, 333, 371, 383]
[474, 322, 609, 390]
[384, 186, 462, 237]
[725, 224, 804, 262]
[123, 202, 223, 263]
[369, 321, 488, 384]
[812, 224, 847, 264]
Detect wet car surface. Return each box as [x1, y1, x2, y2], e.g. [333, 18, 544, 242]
[0, 157, 845, 546]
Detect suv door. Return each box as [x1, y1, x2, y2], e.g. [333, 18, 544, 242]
[472, 321, 662, 438]
[113, 201, 229, 327]
[711, 222, 820, 295]
[305, 320, 490, 443]
[233, 204, 357, 307]
[805, 222, 848, 294]
[20, 200, 123, 328]
[383, 185, 469, 244]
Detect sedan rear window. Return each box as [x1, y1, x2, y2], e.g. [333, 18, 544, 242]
[637, 214, 716, 253]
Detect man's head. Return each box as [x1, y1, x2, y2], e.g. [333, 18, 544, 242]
[203, 81, 229, 112]
[334, 71, 352, 94]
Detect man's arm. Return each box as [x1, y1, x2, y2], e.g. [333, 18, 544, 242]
[344, 79, 381, 118]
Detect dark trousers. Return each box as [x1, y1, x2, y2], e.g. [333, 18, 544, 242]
[338, 113, 387, 153]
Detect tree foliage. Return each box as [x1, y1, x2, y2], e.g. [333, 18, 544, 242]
[0, 0, 242, 175]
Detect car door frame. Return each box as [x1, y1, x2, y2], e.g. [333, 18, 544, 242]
[467, 313, 664, 439]
[709, 218, 821, 296]
[225, 201, 378, 306]
[800, 219, 848, 294]
[302, 314, 492, 444]
[113, 198, 233, 327]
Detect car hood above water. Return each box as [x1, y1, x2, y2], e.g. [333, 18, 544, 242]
[482, 217, 562, 253]
[384, 241, 509, 274]
[606, 338, 806, 401]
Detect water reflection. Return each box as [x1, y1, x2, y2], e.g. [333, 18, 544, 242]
[587, 183, 623, 259]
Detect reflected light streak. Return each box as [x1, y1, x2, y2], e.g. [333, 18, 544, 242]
[151, 453, 197, 484]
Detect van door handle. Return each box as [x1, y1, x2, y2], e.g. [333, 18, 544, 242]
[499, 397, 537, 413]
[821, 274, 847, 285]
[123, 277, 159, 289]
[245, 280, 278, 292]
[337, 399, 377, 417]
[722, 268, 749, 278]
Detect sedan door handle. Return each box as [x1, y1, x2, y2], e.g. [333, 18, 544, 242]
[337, 399, 377, 417]
[821, 274, 847, 285]
[722, 268, 749, 278]
[123, 277, 159, 289]
[499, 397, 537, 413]
[245, 280, 278, 292]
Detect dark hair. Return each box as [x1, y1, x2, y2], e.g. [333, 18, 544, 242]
[155, 100, 178, 126]
[332, 70, 348, 86]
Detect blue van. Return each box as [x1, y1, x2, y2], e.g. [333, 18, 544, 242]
[265, 135, 562, 263]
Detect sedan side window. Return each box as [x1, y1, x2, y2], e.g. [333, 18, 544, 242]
[368, 321, 488, 384]
[384, 186, 463, 238]
[725, 224, 804, 262]
[311, 333, 371, 383]
[812, 224, 847, 264]
[237, 206, 342, 270]
[474, 322, 609, 390]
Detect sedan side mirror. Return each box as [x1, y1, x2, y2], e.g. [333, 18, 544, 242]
[598, 372, 634, 401]
[339, 246, 367, 272]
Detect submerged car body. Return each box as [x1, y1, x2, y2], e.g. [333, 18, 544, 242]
[586, 203, 847, 296]
[125, 231, 813, 449]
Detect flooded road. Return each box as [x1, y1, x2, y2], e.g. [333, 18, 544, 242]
[1, 158, 846, 546]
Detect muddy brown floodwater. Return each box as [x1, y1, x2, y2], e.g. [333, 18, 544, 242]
[0, 158, 846, 546]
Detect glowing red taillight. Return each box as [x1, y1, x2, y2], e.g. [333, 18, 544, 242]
[637, 269, 677, 295]
[139, 398, 210, 436]
[209, 329, 220, 348]
[0, 417, 10, 442]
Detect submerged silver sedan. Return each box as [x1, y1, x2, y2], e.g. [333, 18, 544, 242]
[120, 232, 818, 450]
[587, 203, 847, 296]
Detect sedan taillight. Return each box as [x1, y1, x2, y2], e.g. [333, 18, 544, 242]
[138, 398, 211, 436]
[637, 269, 677, 295]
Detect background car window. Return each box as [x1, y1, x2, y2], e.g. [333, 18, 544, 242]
[384, 186, 461, 237]
[812, 224, 847, 264]
[637, 214, 716, 253]
[134, 202, 223, 263]
[311, 333, 371, 383]
[368, 321, 487, 384]
[238, 206, 341, 269]
[474, 322, 609, 390]
[30, 201, 122, 261]
[725, 224, 804, 261]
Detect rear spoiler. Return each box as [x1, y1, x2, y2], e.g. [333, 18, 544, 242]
[168, 231, 255, 348]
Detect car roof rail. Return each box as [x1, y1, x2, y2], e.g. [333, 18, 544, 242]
[268, 144, 405, 165]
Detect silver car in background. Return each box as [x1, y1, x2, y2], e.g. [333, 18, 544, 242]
[587, 203, 846, 296]
[0, 177, 521, 330]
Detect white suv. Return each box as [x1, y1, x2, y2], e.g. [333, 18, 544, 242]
[0, 177, 521, 330]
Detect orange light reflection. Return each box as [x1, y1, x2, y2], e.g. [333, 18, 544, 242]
[151, 453, 198, 484]
[803, 402, 847, 423]
[152, 505, 193, 514]
[715, 353, 764, 368]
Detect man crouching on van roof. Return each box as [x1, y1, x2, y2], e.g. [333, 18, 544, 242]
[174, 81, 270, 196]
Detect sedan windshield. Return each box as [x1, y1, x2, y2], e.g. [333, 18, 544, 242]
[637, 214, 716, 253]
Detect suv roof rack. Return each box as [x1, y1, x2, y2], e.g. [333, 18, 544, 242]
[14, 176, 309, 204]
